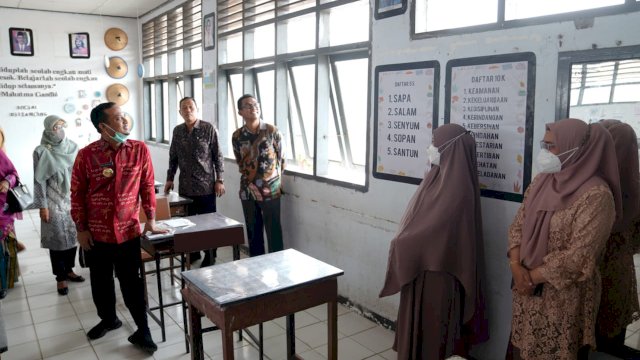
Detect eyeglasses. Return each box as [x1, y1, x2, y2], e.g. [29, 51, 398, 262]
[242, 103, 260, 110]
[53, 123, 67, 131]
[539, 140, 555, 150]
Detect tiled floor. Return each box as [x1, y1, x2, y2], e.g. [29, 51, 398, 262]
[1, 210, 396, 360]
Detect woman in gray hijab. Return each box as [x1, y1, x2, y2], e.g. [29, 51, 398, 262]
[33, 115, 82, 296]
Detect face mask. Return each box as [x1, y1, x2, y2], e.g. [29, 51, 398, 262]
[103, 124, 129, 144]
[53, 129, 65, 142]
[535, 147, 578, 173]
[427, 131, 468, 167]
[427, 145, 441, 166]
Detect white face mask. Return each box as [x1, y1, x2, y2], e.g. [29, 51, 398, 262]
[535, 147, 578, 174]
[427, 131, 468, 167]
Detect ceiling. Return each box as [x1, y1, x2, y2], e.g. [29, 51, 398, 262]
[0, 0, 169, 18]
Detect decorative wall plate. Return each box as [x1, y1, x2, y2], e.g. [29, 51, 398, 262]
[106, 56, 128, 79]
[104, 27, 128, 51]
[106, 83, 129, 106]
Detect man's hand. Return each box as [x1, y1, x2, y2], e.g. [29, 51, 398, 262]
[40, 208, 50, 223]
[144, 218, 170, 234]
[214, 182, 225, 197]
[77, 231, 94, 251]
[0, 180, 9, 193]
[164, 181, 174, 194]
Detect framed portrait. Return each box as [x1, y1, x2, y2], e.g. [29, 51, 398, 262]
[374, 0, 407, 20]
[203, 12, 215, 51]
[69, 32, 90, 58]
[9, 28, 34, 56]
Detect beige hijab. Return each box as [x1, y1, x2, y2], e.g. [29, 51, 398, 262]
[600, 119, 640, 233]
[520, 119, 622, 268]
[379, 123, 487, 340]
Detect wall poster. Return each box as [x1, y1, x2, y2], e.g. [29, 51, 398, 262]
[445, 52, 536, 202]
[373, 61, 440, 185]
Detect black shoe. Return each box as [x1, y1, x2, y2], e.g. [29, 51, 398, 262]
[128, 329, 158, 354]
[57, 287, 68, 296]
[0, 289, 6, 299]
[67, 274, 85, 282]
[87, 319, 123, 340]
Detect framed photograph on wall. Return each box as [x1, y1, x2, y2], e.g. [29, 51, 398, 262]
[203, 12, 215, 51]
[9, 28, 34, 56]
[69, 32, 90, 58]
[375, 0, 407, 20]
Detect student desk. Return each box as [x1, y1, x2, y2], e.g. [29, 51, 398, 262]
[181, 249, 344, 360]
[140, 212, 245, 344]
[158, 191, 194, 217]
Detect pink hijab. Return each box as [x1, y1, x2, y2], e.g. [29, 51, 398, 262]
[600, 119, 640, 233]
[520, 119, 622, 268]
[379, 123, 487, 341]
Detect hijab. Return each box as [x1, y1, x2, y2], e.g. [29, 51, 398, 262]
[520, 118, 622, 268]
[33, 115, 78, 195]
[379, 123, 487, 341]
[600, 119, 640, 233]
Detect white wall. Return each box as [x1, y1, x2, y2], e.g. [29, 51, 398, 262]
[0, 8, 139, 190]
[144, 2, 640, 358]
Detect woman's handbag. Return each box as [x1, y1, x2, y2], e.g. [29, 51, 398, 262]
[5, 181, 34, 213]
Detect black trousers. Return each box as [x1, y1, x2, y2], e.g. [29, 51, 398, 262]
[86, 237, 148, 331]
[49, 247, 77, 282]
[186, 194, 217, 261]
[241, 198, 283, 256]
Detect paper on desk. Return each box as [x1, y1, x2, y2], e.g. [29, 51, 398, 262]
[145, 227, 175, 240]
[160, 218, 195, 228]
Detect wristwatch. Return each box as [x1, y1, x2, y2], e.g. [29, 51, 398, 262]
[216, 179, 224, 184]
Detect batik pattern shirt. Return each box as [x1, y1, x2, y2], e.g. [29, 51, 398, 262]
[71, 139, 156, 244]
[232, 122, 284, 201]
[166, 120, 224, 196]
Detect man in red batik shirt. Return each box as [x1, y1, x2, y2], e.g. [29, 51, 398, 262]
[71, 102, 167, 354]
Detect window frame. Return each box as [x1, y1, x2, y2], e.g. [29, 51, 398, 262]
[411, 0, 640, 39]
[217, 0, 372, 192]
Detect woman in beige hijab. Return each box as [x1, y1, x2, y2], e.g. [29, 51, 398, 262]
[596, 119, 640, 358]
[380, 123, 488, 359]
[508, 119, 621, 359]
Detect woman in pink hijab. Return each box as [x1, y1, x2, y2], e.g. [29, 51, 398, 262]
[380, 123, 488, 359]
[507, 119, 621, 360]
[596, 119, 640, 358]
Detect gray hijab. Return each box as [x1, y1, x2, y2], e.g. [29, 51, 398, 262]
[34, 115, 78, 194]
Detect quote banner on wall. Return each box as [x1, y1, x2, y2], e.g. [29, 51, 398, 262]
[373, 61, 440, 185]
[445, 52, 536, 202]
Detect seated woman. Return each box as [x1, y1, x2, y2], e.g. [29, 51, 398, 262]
[596, 119, 640, 359]
[380, 123, 488, 360]
[507, 119, 621, 360]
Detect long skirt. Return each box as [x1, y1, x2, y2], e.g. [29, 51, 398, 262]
[395, 271, 465, 360]
[0, 222, 19, 290]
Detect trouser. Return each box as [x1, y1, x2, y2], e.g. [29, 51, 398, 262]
[49, 246, 77, 282]
[186, 193, 218, 262]
[86, 237, 148, 331]
[241, 198, 283, 256]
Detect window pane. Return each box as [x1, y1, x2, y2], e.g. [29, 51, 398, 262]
[255, 70, 275, 125]
[176, 79, 185, 125]
[613, 84, 640, 102]
[326, 1, 369, 47]
[150, 84, 157, 140]
[144, 58, 154, 77]
[283, 13, 316, 54]
[253, 24, 275, 59]
[506, 0, 624, 20]
[175, 49, 184, 73]
[191, 46, 202, 70]
[225, 73, 243, 156]
[581, 86, 611, 105]
[335, 58, 367, 167]
[193, 77, 203, 112]
[418, 0, 497, 32]
[159, 53, 168, 75]
[162, 81, 170, 142]
[286, 64, 315, 175]
[220, 33, 243, 64]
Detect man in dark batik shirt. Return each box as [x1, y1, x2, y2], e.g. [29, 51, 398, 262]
[165, 97, 225, 266]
